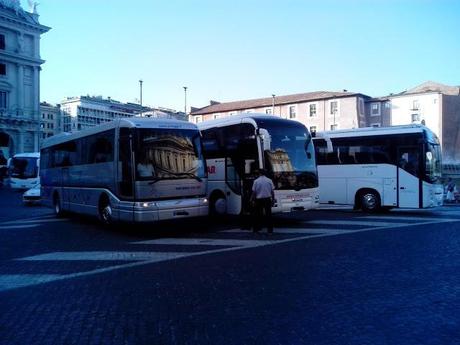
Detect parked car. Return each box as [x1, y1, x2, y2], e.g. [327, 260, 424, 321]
[23, 183, 41, 205]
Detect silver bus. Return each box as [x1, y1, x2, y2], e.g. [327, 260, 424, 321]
[40, 118, 208, 225]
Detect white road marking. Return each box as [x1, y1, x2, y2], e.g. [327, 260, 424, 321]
[360, 215, 459, 222]
[132, 238, 269, 247]
[1, 218, 68, 225]
[221, 228, 345, 235]
[18, 251, 188, 262]
[0, 224, 40, 230]
[305, 220, 409, 227]
[3, 217, 459, 293]
[0, 274, 62, 290]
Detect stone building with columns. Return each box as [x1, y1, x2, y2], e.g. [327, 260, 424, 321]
[0, 0, 49, 159]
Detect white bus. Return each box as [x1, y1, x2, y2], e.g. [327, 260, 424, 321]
[198, 114, 319, 216]
[313, 124, 443, 211]
[8, 152, 40, 190]
[40, 118, 208, 225]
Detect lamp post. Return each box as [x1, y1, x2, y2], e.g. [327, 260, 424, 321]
[183, 86, 188, 121]
[139, 79, 143, 116]
[271, 94, 275, 115]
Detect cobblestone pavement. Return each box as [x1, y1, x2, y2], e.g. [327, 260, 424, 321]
[1, 188, 460, 344]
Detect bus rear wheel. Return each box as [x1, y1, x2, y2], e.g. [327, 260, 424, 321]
[360, 190, 381, 212]
[53, 193, 64, 217]
[99, 196, 113, 226]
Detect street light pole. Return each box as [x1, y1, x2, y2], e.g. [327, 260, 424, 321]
[139, 79, 143, 116]
[271, 94, 275, 115]
[183, 86, 188, 121]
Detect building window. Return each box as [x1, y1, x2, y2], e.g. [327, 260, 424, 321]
[412, 100, 419, 110]
[309, 104, 317, 117]
[330, 124, 338, 131]
[371, 103, 380, 116]
[194, 116, 202, 123]
[0, 91, 7, 108]
[310, 126, 317, 133]
[0, 63, 6, 75]
[265, 108, 272, 114]
[289, 106, 296, 119]
[330, 101, 338, 115]
[385, 102, 391, 109]
[371, 123, 381, 128]
[411, 113, 420, 122]
[359, 98, 364, 115]
[0, 35, 5, 50]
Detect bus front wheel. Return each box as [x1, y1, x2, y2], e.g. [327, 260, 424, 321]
[210, 192, 227, 216]
[99, 195, 113, 226]
[360, 190, 381, 212]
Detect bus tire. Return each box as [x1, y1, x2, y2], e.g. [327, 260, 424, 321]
[359, 189, 381, 213]
[210, 191, 226, 216]
[53, 192, 64, 217]
[98, 194, 113, 226]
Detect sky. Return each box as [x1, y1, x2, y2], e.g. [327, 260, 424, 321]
[28, 0, 460, 112]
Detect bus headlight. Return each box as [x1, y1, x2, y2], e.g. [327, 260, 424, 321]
[139, 202, 156, 208]
[203, 198, 208, 204]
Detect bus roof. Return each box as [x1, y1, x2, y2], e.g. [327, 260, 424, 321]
[41, 118, 197, 149]
[13, 152, 40, 158]
[197, 113, 304, 130]
[315, 124, 436, 139]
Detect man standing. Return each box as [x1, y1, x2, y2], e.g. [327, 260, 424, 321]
[251, 169, 275, 234]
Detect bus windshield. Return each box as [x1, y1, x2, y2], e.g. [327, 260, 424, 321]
[425, 143, 442, 183]
[257, 121, 318, 190]
[10, 157, 38, 179]
[134, 128, 205, 182]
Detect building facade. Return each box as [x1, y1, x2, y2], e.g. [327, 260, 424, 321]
[0, 1, 49, 159]
[142, 107, 186, 121]
[190, 91, 371, 134]
[40, 101, 61, 140]
[386, 81, 460, 163]
[60, 96, 153, 133]
[190, 81, 460, 174]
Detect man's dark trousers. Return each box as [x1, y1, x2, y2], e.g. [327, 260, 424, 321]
[253, 197, 273, 233]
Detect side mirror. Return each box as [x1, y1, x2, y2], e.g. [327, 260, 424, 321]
[245, 159, 255, 174]
[258, 128, 271, 151]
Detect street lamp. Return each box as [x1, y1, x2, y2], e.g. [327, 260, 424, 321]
[183, 86, 188, 121]
[271, 94, 275, 115]
[139, 79, 143, 116]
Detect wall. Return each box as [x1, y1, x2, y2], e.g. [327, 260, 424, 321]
[441, 95, 460, 162]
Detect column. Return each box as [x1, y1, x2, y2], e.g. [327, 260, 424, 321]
[17, 64, 24, 112]
[33, 66, 39, 120]
[17, 130, 24, 153]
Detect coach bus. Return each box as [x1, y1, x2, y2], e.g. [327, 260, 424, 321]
[198, 114, 319, 216]
[313, 124, 443, 212]
[8, 152, 40, 190]
[40, 118, 208, 225]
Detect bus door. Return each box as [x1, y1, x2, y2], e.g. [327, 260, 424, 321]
[225, 157, 242, 215]
[117, 128, 135, 222]
[397, 146, 420, 208]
